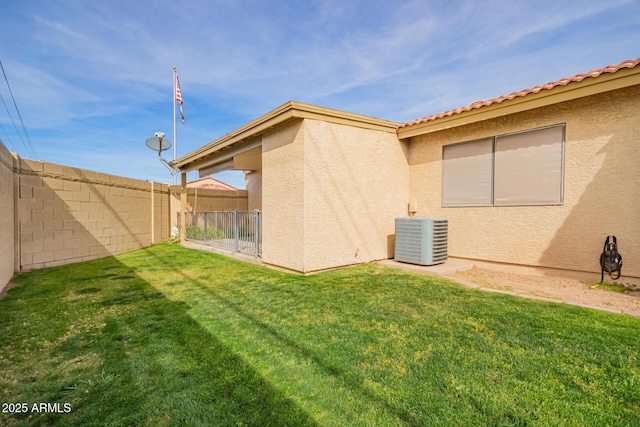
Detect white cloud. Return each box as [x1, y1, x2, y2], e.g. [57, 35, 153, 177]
[0, 0, 638, 183]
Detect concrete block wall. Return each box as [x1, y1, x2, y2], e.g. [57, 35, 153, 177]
[15, 158, 171, 271]
[169, 186, 248, 227]
[0, 139, 173, 292]
[151, 181, 171, 244]
[0, 138, 249, 291]
[0, 143, 15, 293]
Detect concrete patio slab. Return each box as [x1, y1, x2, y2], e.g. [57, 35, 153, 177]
[378, 258, 474, 276]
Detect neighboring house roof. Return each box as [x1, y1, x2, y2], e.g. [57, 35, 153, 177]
[398, 57, 640, 138]
[187, 177, 237, 191]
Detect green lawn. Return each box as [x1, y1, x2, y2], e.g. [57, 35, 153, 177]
[1, 244, 639, 426]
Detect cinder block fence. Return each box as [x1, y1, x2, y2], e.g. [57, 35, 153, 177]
[0, 145, 171, 294]
[0, 139, 250, 294]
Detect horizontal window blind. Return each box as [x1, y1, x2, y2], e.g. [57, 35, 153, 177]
[441, 124, 564, 207]
[494, 125, 564, 205]
[442, 138, 493, 207]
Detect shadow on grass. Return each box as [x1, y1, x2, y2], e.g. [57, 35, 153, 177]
[133, 244, 423, 426]
[6, 244, 640, 426]
[0, 254, 317, 427]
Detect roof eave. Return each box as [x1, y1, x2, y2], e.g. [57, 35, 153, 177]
[171, 101, 400, 172]
[397, 65, 640, 140]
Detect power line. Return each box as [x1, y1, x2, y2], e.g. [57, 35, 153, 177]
[0, 122, 19, 153]
[0, 91, 29, 157]
[0, 60, 40, 160]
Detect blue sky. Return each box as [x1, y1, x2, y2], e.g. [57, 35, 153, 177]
[0, 0, 638, 188]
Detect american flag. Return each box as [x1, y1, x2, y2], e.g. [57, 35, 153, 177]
[175, 73, 184, 124]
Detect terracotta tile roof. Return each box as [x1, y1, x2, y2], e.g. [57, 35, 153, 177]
[401, 57, 640, 128]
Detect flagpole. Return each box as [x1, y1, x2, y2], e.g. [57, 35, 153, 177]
[172, 66, 177, 185]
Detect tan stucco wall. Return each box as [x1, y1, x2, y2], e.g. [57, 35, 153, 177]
[301, 119, 409, 272]
[261, 119, 409, 273]
[261, 121, 306, 272]
[245, 167, 262, 211]
[0, 142, 15, 292]
[408, 85, 640, 279]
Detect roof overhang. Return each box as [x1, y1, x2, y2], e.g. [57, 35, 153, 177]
[397, 64, 640, 140]
[171, 101, 400, 174]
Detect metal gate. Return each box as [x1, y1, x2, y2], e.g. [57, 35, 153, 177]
[183, 210, 261, 257]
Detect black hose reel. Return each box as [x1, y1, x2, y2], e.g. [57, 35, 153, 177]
[600, 235, 623, 283]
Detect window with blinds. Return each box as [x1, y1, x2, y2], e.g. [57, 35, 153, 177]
[442, 138, 493, 207]
[442, 124, 564, 207]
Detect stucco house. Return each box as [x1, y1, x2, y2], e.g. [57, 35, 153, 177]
[172, 58, 640, 282]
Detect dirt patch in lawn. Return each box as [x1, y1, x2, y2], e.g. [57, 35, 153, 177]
[450, 267, 640, 315]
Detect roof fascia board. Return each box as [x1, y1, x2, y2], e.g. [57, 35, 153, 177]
[289, 101, 400, 132]
[398, 67, 640, 139]
[198, 159, 235, 178]
[171, 101, 400, 170]
[187, 136, 263, 173]
[172, 104, 297, 170]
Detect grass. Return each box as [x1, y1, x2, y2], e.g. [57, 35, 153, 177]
[587, 281, 639, 294]
[1, 244, 639, 426]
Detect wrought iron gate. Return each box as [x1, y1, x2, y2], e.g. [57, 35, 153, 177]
[183, 210, 261, 257]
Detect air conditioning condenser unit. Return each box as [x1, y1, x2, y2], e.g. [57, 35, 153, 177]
[394, 217, 448, 266]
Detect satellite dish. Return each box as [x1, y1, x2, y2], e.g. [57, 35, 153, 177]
[145, 132, 178, 178]
[145, 136, 172, 153]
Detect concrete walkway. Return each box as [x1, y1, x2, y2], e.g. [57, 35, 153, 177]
[379, 259, 474, 275]
[379, 259, 640, 317]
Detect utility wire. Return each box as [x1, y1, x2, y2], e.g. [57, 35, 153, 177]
[0, 60, 40, 160]
[0, 93, 28, 157]
[0, 122, 19, 153]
